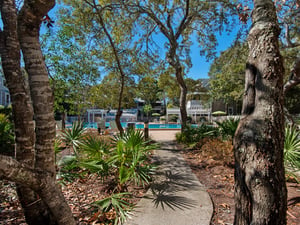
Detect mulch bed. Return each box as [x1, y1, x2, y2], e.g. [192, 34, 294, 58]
[180, 143, 300, 225]
[0, 173, 147, 225]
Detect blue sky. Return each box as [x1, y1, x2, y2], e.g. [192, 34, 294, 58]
[188, 31, 239, 80]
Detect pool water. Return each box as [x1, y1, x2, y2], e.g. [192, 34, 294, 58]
[82, 122, 184, 129]
[71, 122, 199, 129]
[135, 123, 181, 129]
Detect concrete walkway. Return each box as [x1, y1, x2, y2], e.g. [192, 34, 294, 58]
[124, 131, 213, 225]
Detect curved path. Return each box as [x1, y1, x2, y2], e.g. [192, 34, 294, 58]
[124, 130, 213, 225]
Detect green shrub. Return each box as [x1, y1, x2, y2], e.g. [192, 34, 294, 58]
[0, 113, 15, 155]
[0, 105, 12, 121]
[169, 114, 179, 122]
[57, 155, 81, 182]
[284, 124, 300, 181]
[216, 118, 240, 141]
[79, 135, 111, 178]
[176, 124, 219, 146]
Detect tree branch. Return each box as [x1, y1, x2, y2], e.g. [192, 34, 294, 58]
[282, 23, 300, 49]
[0, 154, 41, 189]
[284, 57, 300, 94]
[284, 23, 293, 47]
[175, 0, 193, 40]
[136, 4, 171, 42]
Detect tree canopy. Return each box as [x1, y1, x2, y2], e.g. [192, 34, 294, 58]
[208, 41, 248, 103]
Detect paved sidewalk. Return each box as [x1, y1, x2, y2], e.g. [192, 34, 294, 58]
[124, 131, 213, 225]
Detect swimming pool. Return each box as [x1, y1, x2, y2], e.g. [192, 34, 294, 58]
[83, 122, 184, 129]
[73, 122, 199, 129]
[135, 123, 181, 129]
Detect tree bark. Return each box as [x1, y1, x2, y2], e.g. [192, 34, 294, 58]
[1, 0, 76, 224]
[0, 154, 76, 225]
[18, 0, 56, 176]
[233, 0, 287, 224]
[175, 64, 188, 130]
[16, 1, 75, 224]
[0, 1, 53, 224]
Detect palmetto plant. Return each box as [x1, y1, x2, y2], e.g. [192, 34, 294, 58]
[111, 129, 157, 190]
[79, 135, 111, 177]
[54, 137, 65, 163]
[284, 125, 300, 177]
[60, 121, 86, 156]
[216, 118, 240, 142]
[93, 192, 133, 225]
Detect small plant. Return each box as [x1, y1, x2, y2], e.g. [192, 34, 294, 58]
[79, 135, 111, 178]
[284, 124, 300, 181]
[216, 118, 240, 142]
[60, 121, 86, 156]
[57, 155, 81, 182]
[110, 129, 157, 191]
[169, 114, 179, 123]
[54, 137, 65, 163]
[93, 192, 133, 225]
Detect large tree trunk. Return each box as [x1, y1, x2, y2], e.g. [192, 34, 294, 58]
[1, 0, 76, 224]
[233, 0, 287, 224]
[16, 1, 75, 224]
[0, 154, 76, 225]
[0, 1, 54, 224]
[18, 0, 56, 177]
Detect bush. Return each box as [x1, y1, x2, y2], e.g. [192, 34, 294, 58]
[176, 124, 219, 146]
[284, 124, 300, 181]
[93, 192, 133, 225]
[216, 118, 240, 141]
[60, 121, 86, 156]
[169, 114, 179, 122]
[0, 105, 12, 121]
[199, 138, 234, 166]
[0, 113, 15, 155]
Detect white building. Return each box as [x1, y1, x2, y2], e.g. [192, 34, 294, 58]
[86, 109, 138, 123]
[0, 76, 10, 106]
[166, 99, 211, 123]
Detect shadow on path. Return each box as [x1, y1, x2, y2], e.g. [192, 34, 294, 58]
[125, 137, 213, 225]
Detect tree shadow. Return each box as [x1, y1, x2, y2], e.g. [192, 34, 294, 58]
[144, 142, 203, 211]
[149, 190, 197, 211]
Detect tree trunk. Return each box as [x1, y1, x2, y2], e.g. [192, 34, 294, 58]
[0, 1, 54, 224]
[233, 0, 287, 224]
[175, 65, 188, 131]
[18, 0, 56, 177]
[0, 0, 76, 224]
[15, 1, 76, 224]
[0, 154, 76, 225]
